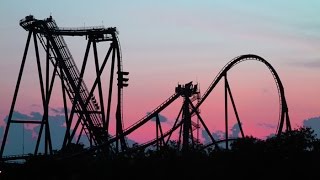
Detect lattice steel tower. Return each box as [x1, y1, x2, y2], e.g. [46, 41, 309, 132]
[0, 15, 129, 157]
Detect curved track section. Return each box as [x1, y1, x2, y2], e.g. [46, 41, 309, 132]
[195, 54, 291, 135]
[105, 54, 291, 152]
[2, 22, 292, 161]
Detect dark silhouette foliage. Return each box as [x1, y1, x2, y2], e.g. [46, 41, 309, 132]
[1, 127, 320, 179]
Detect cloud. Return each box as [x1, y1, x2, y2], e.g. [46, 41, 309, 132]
[31, 104, 41, 108]
[289, 60, 320, 69]
[202, 123, 243, 144]
[1, 109, 136, 155]
[303, 116, 320, 138]
[4, 111, 43, 122]
[125, 137, 137, 147]
[230, 123, 241, 138]
[147, 112, 168, 123]
[202, 129, 224, 144]
[0, 117, 35, 156]
[50, 107, 67, 114]
[257, 123, 277, 129]
[0, 126, 3, 141]
[1, 110, 68, 155]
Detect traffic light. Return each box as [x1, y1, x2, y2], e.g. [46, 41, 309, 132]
[117, 71, 129, 88]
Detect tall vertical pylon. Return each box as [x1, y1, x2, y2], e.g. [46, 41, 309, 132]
[0, 15, 129, 157]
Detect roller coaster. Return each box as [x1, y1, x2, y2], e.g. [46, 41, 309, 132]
[0, 15, 292, 161]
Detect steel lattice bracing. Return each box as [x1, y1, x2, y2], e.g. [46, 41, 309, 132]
[104, 55, 292, 153]
[194, 54, 292, 149]
[0, 15, 128, 157]
[0, 15, 293, 160]
[195, 54, 291, 135]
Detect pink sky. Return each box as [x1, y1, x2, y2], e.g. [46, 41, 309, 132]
[0, 1, 320, 152]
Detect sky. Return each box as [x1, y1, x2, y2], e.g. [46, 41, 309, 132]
[0, 0, 319, 155]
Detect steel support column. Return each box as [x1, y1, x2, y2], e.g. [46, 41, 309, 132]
[0, 31, 32, 157]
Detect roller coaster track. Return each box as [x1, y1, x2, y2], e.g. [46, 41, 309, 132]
[103, 54, 291, 152]
[106, 93, 180, 143]
[195, 54, 291, 135]
[0, 16, 292, 161]
[0, 93, 181, 161]
[0, 54, 291, 161]
[18, 16, 121, 146]
[0, 15, 131, 159]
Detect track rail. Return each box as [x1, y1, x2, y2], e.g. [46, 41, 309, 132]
[194, 54, 290, 135]
[1, 16, 292, 160]
[18, 15, 125, 146]
[80, 54, 291, 154]
[108, 93, 180, 142]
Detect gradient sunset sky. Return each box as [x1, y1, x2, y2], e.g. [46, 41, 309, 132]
[0, 0, 319, 152]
